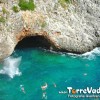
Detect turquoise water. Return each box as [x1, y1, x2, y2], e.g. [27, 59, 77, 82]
[0, 48, 100, 100]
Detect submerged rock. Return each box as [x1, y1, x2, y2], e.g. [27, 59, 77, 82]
[0, 0, 100, 60]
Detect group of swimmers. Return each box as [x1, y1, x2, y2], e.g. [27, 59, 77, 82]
[20, 82, 56, 99]
[41, 82, 56, 99]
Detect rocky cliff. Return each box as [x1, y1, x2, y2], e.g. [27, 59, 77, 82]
[0, 0, 100, 60]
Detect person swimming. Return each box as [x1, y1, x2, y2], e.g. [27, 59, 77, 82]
[20, 85, 26, 94]
[85, 64, 89, 67]
[42, 92, 47, 99]
[53, 82, 56, 88]
[41, 83, 48, 90]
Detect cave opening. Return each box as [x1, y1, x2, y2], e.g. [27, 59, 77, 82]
[15, 36, 52, 50]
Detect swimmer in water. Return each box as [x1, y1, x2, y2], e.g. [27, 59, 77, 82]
[85, 64, 89, 67]
[42, 92, 47, 99]
[41, 83, 48, 90]
[84, 73, 87, 76]
[53, 82, 56, 88]
[20, 85, 26, 94]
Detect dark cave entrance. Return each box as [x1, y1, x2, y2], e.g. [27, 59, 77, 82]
[15, 36, 52, 50]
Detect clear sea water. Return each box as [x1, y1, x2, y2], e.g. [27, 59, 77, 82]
[0, 47, 100, 100]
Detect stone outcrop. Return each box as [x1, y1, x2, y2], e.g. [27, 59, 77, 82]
[0, 0, 100, 60]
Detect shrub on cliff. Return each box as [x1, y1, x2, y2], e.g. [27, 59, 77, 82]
[2, 7, 9, 14]
[18, 0, 35, 11]
[12, 6, 19, 13]
[59, 0, 72, 8]
[0, 16, 5, 23]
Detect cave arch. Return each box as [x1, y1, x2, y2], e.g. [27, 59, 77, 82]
[15, 36, 53, 50]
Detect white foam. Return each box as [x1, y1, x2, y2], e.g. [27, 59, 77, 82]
[0, 56, 22, 78]
[37, 47, 100, 60]
[81, 47, 100, 60]
[67, 47, 100, 60]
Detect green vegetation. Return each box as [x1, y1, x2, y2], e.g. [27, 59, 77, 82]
[2, 7, 8, 14]
[65, 0, 71, 3]
[12, 6, 19, 13]
[18, 0, 35, 11]
[0, 16, 5, 23]
[41, 22, 47, 28]
[59, 0, 71, 8]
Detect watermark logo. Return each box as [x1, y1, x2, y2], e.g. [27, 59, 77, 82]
[67, 87, 100, 94]
[59, 87, 100, 98]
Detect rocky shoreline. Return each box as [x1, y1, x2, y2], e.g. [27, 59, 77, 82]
[0, 0, 100, 60]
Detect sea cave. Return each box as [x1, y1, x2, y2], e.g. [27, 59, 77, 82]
[15, 36, 52, 50]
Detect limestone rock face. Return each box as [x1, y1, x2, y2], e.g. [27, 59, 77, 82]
[0, 0, 100, 60]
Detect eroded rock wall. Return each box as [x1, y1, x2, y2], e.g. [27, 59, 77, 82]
[0, 0, 100, 60]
